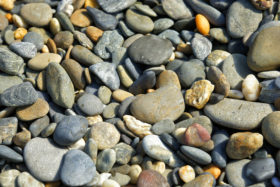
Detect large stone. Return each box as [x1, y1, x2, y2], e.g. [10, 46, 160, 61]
[0, 47, 24, 75]
[46, 62, 75, 109]
[247, 26, 280, 71]
[128, 35, 173, 66]
[162, 0, 193, 20]
[9, 42, 37, 59]
[0, 73, 23, 94]
[204, 98, 274, 130]
[28, 53, 62, 71]
[262, 111, 280, 148]
[130, 86, 185, 124]
[77, 93, 104, 116]
[0, 170, 20, 187]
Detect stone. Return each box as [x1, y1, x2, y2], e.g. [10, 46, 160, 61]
[55, 11, 75, 33]
[23, 32, 44, 51]
[151, 119, 175, 135]
[86, 7, 117, 30]
[221, 54, 252, 89]
[182, 173, 215, 187]
[242, 74, 261, 101]
[135, 4, 157, 17]
[0, 14, 8, 31]
[0, 117, 18, 145]
[226, 159, 254, 187]
[129, 71, 156, 95]
[103, 103, 119, 119]
[191, 35, 212, 61]
[71, 45, 103, 66]
[94, 30, 124, 60]
[203, 165, 221, 179]
[13, 128, 31, 148]
[96, 149, 116, 172]
[9, 42, 37, 59]
[130, 85, 185, 124]
[184, 123, 211, 147]
[128, 35, 172, 66]
[208, 93, 224, 104]
[46, 62, 75, 109]
[262, 111, 280, 148]
[180, 145, 212, 165]
[86, 26, 104, 42]
[0, 169, 20, 187]
[73, 31, 94, 50]
[175, 115, 213, 134]
[247, 26, 280, 72]
[206, 50, 230, 67]
[54, 31, 73, 50]
[16, 172, 44, 187]
[251, 0, 273, 10]
[70, 9, 91, 27]
[226, 0, 262, 38]
[113, 142, 135, 165]
[89, 62, 120, 90]
[153, 18, 174, 34]
[85, 138, 98, 163]
[179, 165, 195, 183]
[207, 66, 230, 97]
[24, 137, 68, 182]
[204, 98, 274, 130]
[0, 73, 23, 94]
[129, 165, 142, 184]
[53, 115, 88, 146]
[20, 3, 53, 27]
[126, 9, 154, 34]
[123, 115, 153, 138]
[117, 65, 133, 88]
[28, 53, 62, 71]
[0, 47, 24, 75]
[49, 18, 61, 35]
[211, 130, 229, 168]
[60, 149, 96, 186]
[246, 158, 275, 182]
[0, 145, 23, 163]
[258, 71, 280, 79]
[209, 28, 230, 43]
[156, 70, 181, 90]
[29, 115, 50, 137]
[97, 0, 136, 13]
[102, 179, 120, 187]
[16, 98, 49, 121]
[137, 170, 169, 187]
[185, 80, 214, 109]
[226, 132, 263, 159]
[110, 172, 131, 186]
[89, 122, 120, 150]
[1, 82, 38, 107]
[112, 90, 133, 103]
[61, 59, 86, 90]
[259, 79, 280, 103]
[162, 0, 193, 20]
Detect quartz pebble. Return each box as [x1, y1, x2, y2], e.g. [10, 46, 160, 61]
[242, 74, 261, 101]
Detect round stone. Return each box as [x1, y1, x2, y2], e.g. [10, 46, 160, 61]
[54, 31, 74, 50]
[20, 3, 53, 27]
[70, 9, 91, 27]
[96, 149, 116, 173]
[98, 86, 112, 104]
[179, 165, 195, 183]
[151, 119, 175, 135]
[103, 103, 120, 119]
[60, 149, 96, 186]
[126, 9, 154, 34]
[206, 50, 230, 67]
[28, 53, 62, 71]
[23, 137, 68, 182]
[86, 26, 104, 42]
[89, 122, 120, 150]
[191, 35, 212, 61]
[77, 93, 104, 116]
[262, 111, 280, 148]
[112, 142, 135, 165]
[137, 170, 169, 187]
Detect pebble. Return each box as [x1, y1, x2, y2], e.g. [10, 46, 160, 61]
[242, 74, 261, 101]
[110, 172, 131, 186]
[129, 71, 156, 95]
[71, 45, 103, 66]
[206, 50, 230, 66]
[16, 172, 44, 187]
[102, 179, 120, 187]
[151, 119, 175, 135]
[126, 9, 154, 34]
[14, 28, 27, 40]
[9, 42, 37, 59]
[113, 142, 135, 165]
[128, 165, 142, 184]
[96, 149, 116, 172]
[87, 7, 117, 30]
[204, 98, 274, 130]
[158, 29, 181, 45]
[54, 31, 73, 50]
[191, 35, 212, 61]
[210, 28, 230, 43]
[13, 128, 31, 148]
[103, 103, 120, 119]
[184, 123, 211, 147]
[29, 115, 50, 137]
[135, 4, 157, 17]
[258, 71, 280, 79]
[226, 132, 263, 159]
[178, 165, 195, 183]
[0, 145, 23, 163]
[0, 169, 20, 187]
[130, 85, 185, 124]
[60, 149, 96, 186]
[137, 170, 169, 187]
[246, 158, 275, 182]
[0, 73, 23, 94]
[203, 165, 221, 179]
[28, 53, 61, 71]
[262, 111, 280, 148]
[49, 18, 61, 35]
[211, 130, 229, 168]
[98, 86, 112, 104]
[112, 89, 133, 102]
[180, 145, 212, 165]
[53, 115, 88, 146]
[97, 0, 136, 13]
[70, 9, 91, 27]
[207, 66, 230, 97]
[20, 3, 53, 27]
[1, 82, 38, 107]
[89, 122, 120, 150]
[185, 80, 214, 109]
[23, 137, 68, 182]
[123, 115, 153, 138]
[55, 11, 75, 33]
[182, 173, 215, 187]
[22, 32, 44, 51]
[226, 0, 262, 38]
[117, 65, 134, 88]
[86, 26, 104, 42]
[73, 31, 94, 50]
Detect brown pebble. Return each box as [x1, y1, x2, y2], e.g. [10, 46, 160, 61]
[84, 67, 92, 84]
[54, 31, 74, 50]
[65, 45, 73, 60]
[156, 70, 181, 90]
[274, 97, 280, 110]
[137, 170, 169, 187]
[36, 71, 46, 91]
[70, 9, 92, 27]
[47, 38, 57, 54]
[86, 26, 103, 42]
[13, 128, 31, 148]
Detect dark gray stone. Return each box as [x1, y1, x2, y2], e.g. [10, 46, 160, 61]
[117, 96, 135, 117]
[77, 93, 104, 116]
[87, 7, 118, 30]
[152, 119, 175, 135]
[22, 32, 44, 51]
[129, 71, 156, 95]
[0, 47, 24, 75]
[0, 73, 23, 94]
[60, 149, 96, 186]
[191, 35, 212, 61]
[123, 58, 142, 80]
[159, 133, 180, 151]
[0, 145, 23, 163]
[228, 39, 248, 54]
[210, 0, 234, 10]
[1, 82, 38, 107]
[208, 93, 224, 104]
[97, 0, 136, 13]
[53, 115, 88, 146]
[128, 35, 173, 66]
[180, 145, 212, 165]
[211, 130, 229, 168]
[246, 158, 275, 182]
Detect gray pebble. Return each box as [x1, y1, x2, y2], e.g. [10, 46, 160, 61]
[96, 149, 116, 173]
[0, 145, 23, 163]
[87, 7, 118, 30]
[22, 32, 44, 51]
[29, 115, 50, 137]
[77, 93, 104, 116]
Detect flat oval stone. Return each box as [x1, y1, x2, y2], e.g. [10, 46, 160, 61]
[29, 115, 50, 138]
[0, 145, 23, 163]
[0, 47, 24, 75]
[77, 93, 104, 116]
[1, 82, 38, 107]
[128, 35, 173, 66]
[20, 3, 53, 27]
[206, 50, 230, 67]
[53, 115, 88, 146]
[71, 45, 103, 66]
[28, 53, 62, 71]
[204, 98, 274, 130]
[126, 9, 154, 34]
[54, 31, 73, 50]
[153, 18, 174, 34]
[16, 172, 44, 187]
[60, 149, 96, 186]
[245, 158, 275, 182]
[97, 0, 136, 13]
[130, 86, 185, 124]
[180, 145, 212, 165]
[152, 119, 175, 135]
[23, 137, 68, 182]
[96, 149, 116, 172]
[226, 0, 262, 38]
[182, 173, 215, 187]
[86, 7, 117, 30]
[46, 62, 75, 109]
[162, 0, 193, 20]
[70, 9, 92, 27]
[137, 170, 169, 187]
[89, 122, 120, 150]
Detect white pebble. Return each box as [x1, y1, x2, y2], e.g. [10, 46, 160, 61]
[102, 179, 120, 187]
[67, 138, 85, 150]
[172, 127, 186, 144]
[179, 165, 195, 183]
[64, 4, 74, 17]
[12, 14, 28, 28]
[257, 71, 280, 79]
[169, 52, 175, 61]
[41, 45, 49, 53]
[242, 74, 261, 101]
[228, 90, 244, 99]
[175, 51, 185, 59]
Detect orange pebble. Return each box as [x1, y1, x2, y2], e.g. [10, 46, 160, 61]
[203, 165, 221, 179]
[14, 28, 27, 40]
[195, 14, 210, 36]
[5, 13, 13, 23]
[84, 0, 99, 8]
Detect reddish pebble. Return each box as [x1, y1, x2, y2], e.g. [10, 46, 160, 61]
[184, 123, 211, 147]
[137, 170, 170, 187]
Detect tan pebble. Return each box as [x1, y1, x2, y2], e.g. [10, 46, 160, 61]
[41, 45, 49, 53]
[117, 65, 133, 87]
[24, 78, 36, 87]
[73, 0, 85, 10]
[85, 0, 100, 8]
[156, 70, 181, 89]
[84, 67, 93, 84]
[112, 89, 134, 102]
[14, 28, 27, 40]
[87, 115, 103, 126]
[129, 164, 142, 184]
[65, 45, 73, 60]
[147, 89, 155, 93]
[0, 0, 15, 11]
[203, 165, 221, 179]
[123, 115, 153, 138]
[228, 89, 244, 99]
[13, 128, 31, 148]
[185, 80, 214, 109]
[86, 26, 103, 42]
[50, 18, 61, 35]
[12, 14, 28, 28]
[102, 179, 120, 187]
[242, 74, 261, 101]
[71, 9, 92, 27]
[173, 127, 187, 144]
[177, 42, 192, 55]
[47, 38, 57, 53]
[153, 161, 165, 174]
[37, 71, 46, 91]
[179, 165, 195, 183]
